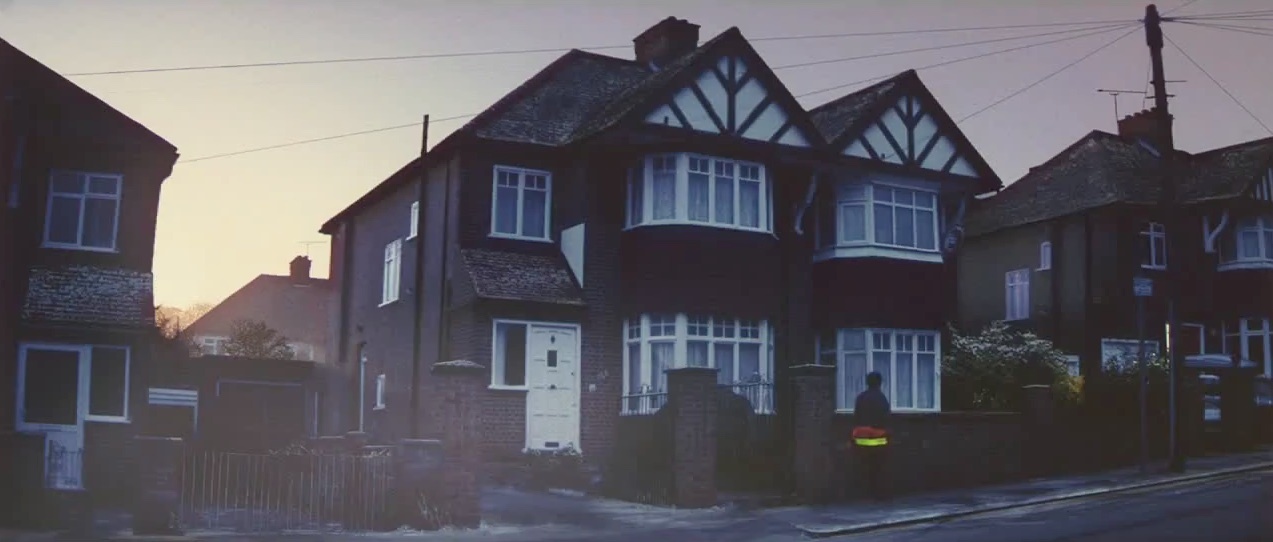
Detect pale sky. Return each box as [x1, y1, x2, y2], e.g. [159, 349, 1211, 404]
[1, 0, 1268, 309]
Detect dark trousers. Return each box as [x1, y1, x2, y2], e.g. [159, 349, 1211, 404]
[856, 444, 889, 501]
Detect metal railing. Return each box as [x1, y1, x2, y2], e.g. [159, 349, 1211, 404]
[621, 387, 668, 416]
[721, 380, 775, 415]
[620, 380, 775, 416]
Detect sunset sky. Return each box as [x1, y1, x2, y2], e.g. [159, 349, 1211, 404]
[1, 0, 1269, 309]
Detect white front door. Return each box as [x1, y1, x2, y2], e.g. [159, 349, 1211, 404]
[525, 325, 580, 452]
[16, 345, 87, 490]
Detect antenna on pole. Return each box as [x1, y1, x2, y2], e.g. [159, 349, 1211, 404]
[1097, 88, 1147, 122]
[298, 240, 326, 257]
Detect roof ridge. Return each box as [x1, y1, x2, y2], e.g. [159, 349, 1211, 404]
[1193, 135, 1273, 158]
[807, 70, 915, 114]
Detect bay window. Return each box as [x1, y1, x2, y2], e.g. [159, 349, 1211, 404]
[815, 180, 941, 261]
[626, 153, 772, 233]
[623, 313, 774, 414]
[818, 328, 940, 412]
[1219, 215, 1273, 269]
[1222, 318, 1272, 376]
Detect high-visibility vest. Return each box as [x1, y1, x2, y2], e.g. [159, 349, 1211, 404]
[852, 426, 889, 447]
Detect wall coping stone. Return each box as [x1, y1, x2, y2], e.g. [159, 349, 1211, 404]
[789, 364, 836, 376]
[433, 359, 486, 374]
[665, 367, 718, 376]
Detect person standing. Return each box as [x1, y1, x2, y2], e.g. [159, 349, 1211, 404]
[852, 371, 892, 501]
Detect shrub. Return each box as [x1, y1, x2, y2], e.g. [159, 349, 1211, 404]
[943, 321, 1081, 412]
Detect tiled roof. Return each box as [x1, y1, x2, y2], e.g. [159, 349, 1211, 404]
[22, 266, 155, 327]
[186, 274, 331, 346]
[460, 249, 585, 306]
[808, 71, 909, 144]
[965, 132, 1273, 237]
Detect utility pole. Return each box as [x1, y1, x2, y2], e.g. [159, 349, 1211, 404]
[1143, 4, 1186, 472]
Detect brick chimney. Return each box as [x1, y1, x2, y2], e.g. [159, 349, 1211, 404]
[1117, 107, 1174, 151]
[634, 17, 700, 69]
[289, 255, 312, 282]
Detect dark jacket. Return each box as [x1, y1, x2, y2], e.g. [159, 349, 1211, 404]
[854, 388, 892, 430]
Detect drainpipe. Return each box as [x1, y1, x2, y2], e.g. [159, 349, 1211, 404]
[436, 150, 454, 375]
[409, 115, 429, 437]
[1050, 222, 1063, 342]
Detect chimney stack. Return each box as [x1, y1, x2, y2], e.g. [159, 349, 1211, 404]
[1117, 107, 1174, 151]
[634, 17, 700, 69]
[289, 255, 312, 282]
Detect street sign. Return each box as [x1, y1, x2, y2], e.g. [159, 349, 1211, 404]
[1133, 277, 1153, 297]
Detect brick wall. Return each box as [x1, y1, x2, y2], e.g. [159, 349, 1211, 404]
[580, 153, 624, 462]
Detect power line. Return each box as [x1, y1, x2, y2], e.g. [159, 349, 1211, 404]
[1162, 33, 1273, 135]
[1172, 20, 1273, 37]
[176, 113, 477, 164]
[794, 23, 1138, 99]
[957, 26, 1140, 124]
[1170, 8, 1273, 20]
[1161, 0, 1202, 16]
[772, 23, 1131, 71]
[60, 19, 1139, 78]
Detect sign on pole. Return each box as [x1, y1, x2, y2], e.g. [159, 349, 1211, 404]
[1134, 277, 1153, 297]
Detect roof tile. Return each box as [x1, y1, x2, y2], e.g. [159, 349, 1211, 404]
[22, 266, 155, 327]
[460, 249, 584, 306]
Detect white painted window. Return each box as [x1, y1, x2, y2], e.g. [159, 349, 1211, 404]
[1219, 215, 1273, 268]
[373, 374, 386, 410]
[1222, 318, 1272, 376]
[1004, 269, 1030, 321]
[1063, 355, 1080, 377]
[1100, 338, 1160, 371]
[288, 342, 315, 361]
[492, 321, 529, 388]
[1141, 222, 1167, 269]
[43, 170, 122, 252]
[623, 313, 774, 414]
[197, 336, 229, 356]
[1038, 241, 1052, 270]
[491, 166, 551, 241]
[381, 239, 402, 305]
[16, 343, 131, 427]
[626, 153, 772, 233]
[408, 201, 419, 239]
[818, 329, 940, 412]
[814, 180, 941, 260]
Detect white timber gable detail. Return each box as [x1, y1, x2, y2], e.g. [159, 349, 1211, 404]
[843, 94, 978, 178]
[1249, 167, 1273, 202]
[643, 55, 811, 147]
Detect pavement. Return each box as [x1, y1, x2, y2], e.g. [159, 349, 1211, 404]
[1, 449, 1270, 542]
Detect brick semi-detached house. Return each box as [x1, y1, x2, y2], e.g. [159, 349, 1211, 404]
[317, 17, 1002, 464]
[0, 36, 179, 520]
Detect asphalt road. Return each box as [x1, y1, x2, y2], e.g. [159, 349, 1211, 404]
[839, 468, 1273, 542]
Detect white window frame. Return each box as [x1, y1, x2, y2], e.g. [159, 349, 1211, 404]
[1100, 338, 1161, 371]
[490, 318, 583, 391]
[813, 179, 943, 263]
[1219, 215, 1273, 270]
[15, 343, 131, 429]
[1063, 355, 1080, 377]
[1168, 322, 1208, 357]
[625, 153, 773, 234]
[408, 201, 419, 240]
[373, 374, 386, 410]
[1141, 221, 1167, 270]
[1222, 318, 1273, 377]
[42, 170, 123, 252]
[1005, 268, 1030, 321]
[381, 238, 402, 306]
[622, 313, 774, 413]
[490, 165, 552, 242]
[288, 342, 315, 361]
[197, 335, 229, 356]
[1038, 241, 1052, 270]
[818, 328, 941, 413]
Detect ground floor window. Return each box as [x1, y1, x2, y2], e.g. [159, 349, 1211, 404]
[1222, 317, 1272, 376]
[818, 328, 940, 412]
[17, 343, 131, 427]
[623, 313, 774, 414]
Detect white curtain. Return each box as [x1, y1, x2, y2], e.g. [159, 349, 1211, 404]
[650, 341, 673, 391]
[521, 188, 546, 238]
[495, 184, 519, 234]
[688, 171, 710, 222]
[739, 179, 761, 228]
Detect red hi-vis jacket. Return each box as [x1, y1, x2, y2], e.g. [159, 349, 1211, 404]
[851, 426, 889, 447]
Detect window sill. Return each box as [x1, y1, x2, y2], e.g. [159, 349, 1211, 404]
[378, 299, 399, 308]
[372, 405, 386, 411]
[1140, 264, 1167, 271]
[489, 385, 530, 392]
[405, 234, 417, 241]
[623, 220, 773, 236]
[835, 408, 942, 415]
[1218, 260, 1273, 272]
[41, 243, 119, 253]
[85, 415, 130, 424]
[1037, 266, 1051, 272]
[489, 232, 553, 243]
[813, 245, 943, 263]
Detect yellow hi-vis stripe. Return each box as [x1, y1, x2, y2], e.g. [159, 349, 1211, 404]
[854, 437, 889, 447]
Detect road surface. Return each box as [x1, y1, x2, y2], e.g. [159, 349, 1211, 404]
[838, 468, 1273, 542]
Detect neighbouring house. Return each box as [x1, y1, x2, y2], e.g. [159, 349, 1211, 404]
[317, 16, 1000, 464]
[0, 35, 179, 514]
[957, 107, 1273, 379]
[185, 255, 331, 362]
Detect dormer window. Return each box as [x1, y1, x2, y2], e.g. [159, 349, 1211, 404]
[491, 166, 551, 242]
[1219, 214, 1273, 270]
[625, 153, 772, 233]
[814, 179, 941, 262]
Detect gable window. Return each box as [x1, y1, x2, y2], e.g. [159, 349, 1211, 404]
[198, 336, 229, 356]
[1141, 222, 1167, 269]
[381, 239, 402, 305]
[814, 180, 940, 261]
[43, 170, 122, 252]
[626, 154, 772, 233]
[1005, 268, 1030, 321]
[818, 328, 940, 412]
[491, 166, 551, 241]
[408, 201, 419, 239]
[1038, 241, 1052, 270]
[623, 313, 774, 414]
[1220, 215, 1273, 269]
[492, 321, 528, 388]
[373, 374, 386, 410]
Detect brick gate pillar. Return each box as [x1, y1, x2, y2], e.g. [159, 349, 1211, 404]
[790, 364, 836, 503]
[431, 360, 485, 528]
[1021, 384, 1058, 476]
[666, 367, 718, 509]
[132, 436, 185, 535]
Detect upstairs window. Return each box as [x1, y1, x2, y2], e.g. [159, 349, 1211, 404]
[1220, 215, 1273, 268]
[374, 374, 386, 410]
[1005, 268, 1030, 321]
[44, 170, 122, 252]
[815, 180, 940, 259]
[491, 166, 551, 241]
[626, 153, 772, 233]
[1141, 222, 1167, 269]
[381, 239, 402, 305]
[408, 201, 419, 239]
